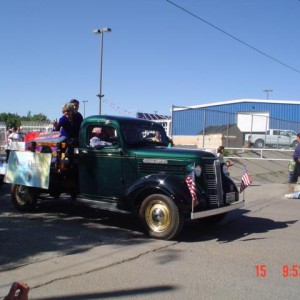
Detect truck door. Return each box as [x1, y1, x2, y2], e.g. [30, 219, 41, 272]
[278, 130, 291, 146]
[77, 125, 124, 199]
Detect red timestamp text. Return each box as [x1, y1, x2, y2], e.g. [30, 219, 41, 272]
[255, 264, 300, 278]
[255, 264, 267, 277]
[282, 265, 300, 278]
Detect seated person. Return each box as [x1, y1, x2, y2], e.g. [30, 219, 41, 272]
[152, 131, 162, 142]
[90, 127, 112, 148]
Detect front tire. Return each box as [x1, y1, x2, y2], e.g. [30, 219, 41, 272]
[254, 139, 264, 148]
[139, 194, 184, 240]
[11, 184, 38, 211]
[291, 141, 297, 148]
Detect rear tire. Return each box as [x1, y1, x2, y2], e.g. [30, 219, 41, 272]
[139, 194, 184, 240]
[11, 184, 38, 211]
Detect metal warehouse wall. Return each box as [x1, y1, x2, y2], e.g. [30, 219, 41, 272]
[172, 101, 300, 135]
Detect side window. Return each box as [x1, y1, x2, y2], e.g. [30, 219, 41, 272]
[88, 126, 118, 149]
[280, 131, 286, 137]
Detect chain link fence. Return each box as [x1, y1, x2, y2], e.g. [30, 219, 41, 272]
[173, 107, 300, 149]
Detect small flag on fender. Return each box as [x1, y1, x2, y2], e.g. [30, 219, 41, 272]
[185, 171, 198, 204]
[240, 166, 252, 193]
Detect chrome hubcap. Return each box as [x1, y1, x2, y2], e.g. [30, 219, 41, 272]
[145, 201, 171, 233]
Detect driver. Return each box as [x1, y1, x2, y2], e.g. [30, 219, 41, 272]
[90, 127, 112, 148]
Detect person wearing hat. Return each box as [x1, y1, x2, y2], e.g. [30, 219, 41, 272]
[90, 127, 112, 148]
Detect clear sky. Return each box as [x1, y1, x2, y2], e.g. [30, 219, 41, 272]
[1, 0, 300, 121]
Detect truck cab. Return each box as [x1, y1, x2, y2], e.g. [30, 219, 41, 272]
[6, 115, 244, 240]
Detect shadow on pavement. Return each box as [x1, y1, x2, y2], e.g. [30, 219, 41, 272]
[180, 208, 298, 243]
[35, 285, 178, 300]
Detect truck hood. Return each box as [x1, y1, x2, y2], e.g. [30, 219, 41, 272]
[127, 146, 216, 161]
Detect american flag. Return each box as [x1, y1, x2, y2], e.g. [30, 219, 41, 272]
[185, 171, 197, 204]
[240, 166, 252, 193]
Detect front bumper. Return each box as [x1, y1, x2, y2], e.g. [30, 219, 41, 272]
[190, 200, 245, 220]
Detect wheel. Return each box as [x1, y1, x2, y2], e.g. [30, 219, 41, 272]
[254, 139, 264, 148]
[291, 141, 297, 148]
[139, 194, 184, 240]
[11, 184, 38, 211]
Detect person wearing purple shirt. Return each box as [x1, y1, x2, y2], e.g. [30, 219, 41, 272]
[52, 103, 82, 143]
[292, 133, 300, 183]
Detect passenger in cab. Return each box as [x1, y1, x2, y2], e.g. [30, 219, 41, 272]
[90, 127, 112, 148]
[152, 131, 162, 142]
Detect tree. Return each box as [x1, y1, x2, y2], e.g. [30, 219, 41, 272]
[0, 113, 21, 128]
[29, 113, 50, 122]
[0, 112, 50, 128]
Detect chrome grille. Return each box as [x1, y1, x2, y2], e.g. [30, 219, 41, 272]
[138, 163, 185, 175]
[203, 159, 224, 208]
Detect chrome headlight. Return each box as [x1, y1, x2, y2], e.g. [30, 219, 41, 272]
[194, 165, 202, 177]
[187, 163, 202, 177]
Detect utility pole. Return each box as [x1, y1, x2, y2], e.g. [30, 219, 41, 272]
[263, 89, 273, 100]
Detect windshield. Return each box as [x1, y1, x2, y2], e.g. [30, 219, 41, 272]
[123, 123, 170, 147]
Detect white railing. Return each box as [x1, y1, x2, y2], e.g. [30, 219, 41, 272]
[200, 147, 294, 162]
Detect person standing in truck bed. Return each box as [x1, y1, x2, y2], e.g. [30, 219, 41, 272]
[69, 99, 83, 122]
[52, 102, 82, 144]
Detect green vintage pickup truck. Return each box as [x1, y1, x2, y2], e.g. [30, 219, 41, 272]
[6, 115, 244, 240]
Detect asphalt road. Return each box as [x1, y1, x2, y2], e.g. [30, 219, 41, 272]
[0, 182, 300, 300]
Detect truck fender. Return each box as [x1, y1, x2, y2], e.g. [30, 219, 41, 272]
[122, 174, 198, 211]
[222, 175, 239, 194]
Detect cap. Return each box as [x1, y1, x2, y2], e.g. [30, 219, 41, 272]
[92, 127, 102, 134]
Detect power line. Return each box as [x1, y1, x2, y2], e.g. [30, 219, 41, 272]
[103, 98, 135, 116]
[166, 0, 300, 74]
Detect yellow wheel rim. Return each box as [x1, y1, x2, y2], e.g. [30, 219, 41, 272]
[145, 200, 171, 233]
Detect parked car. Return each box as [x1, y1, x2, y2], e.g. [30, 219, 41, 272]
[245, 129, 298, 148]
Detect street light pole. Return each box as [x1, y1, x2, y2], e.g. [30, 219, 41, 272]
[93, 27, 111, 115]
[83, 100, 88, 118]
[263, 89, 273, 100]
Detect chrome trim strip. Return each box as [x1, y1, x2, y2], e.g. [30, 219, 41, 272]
[191, 200, 245, 220]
